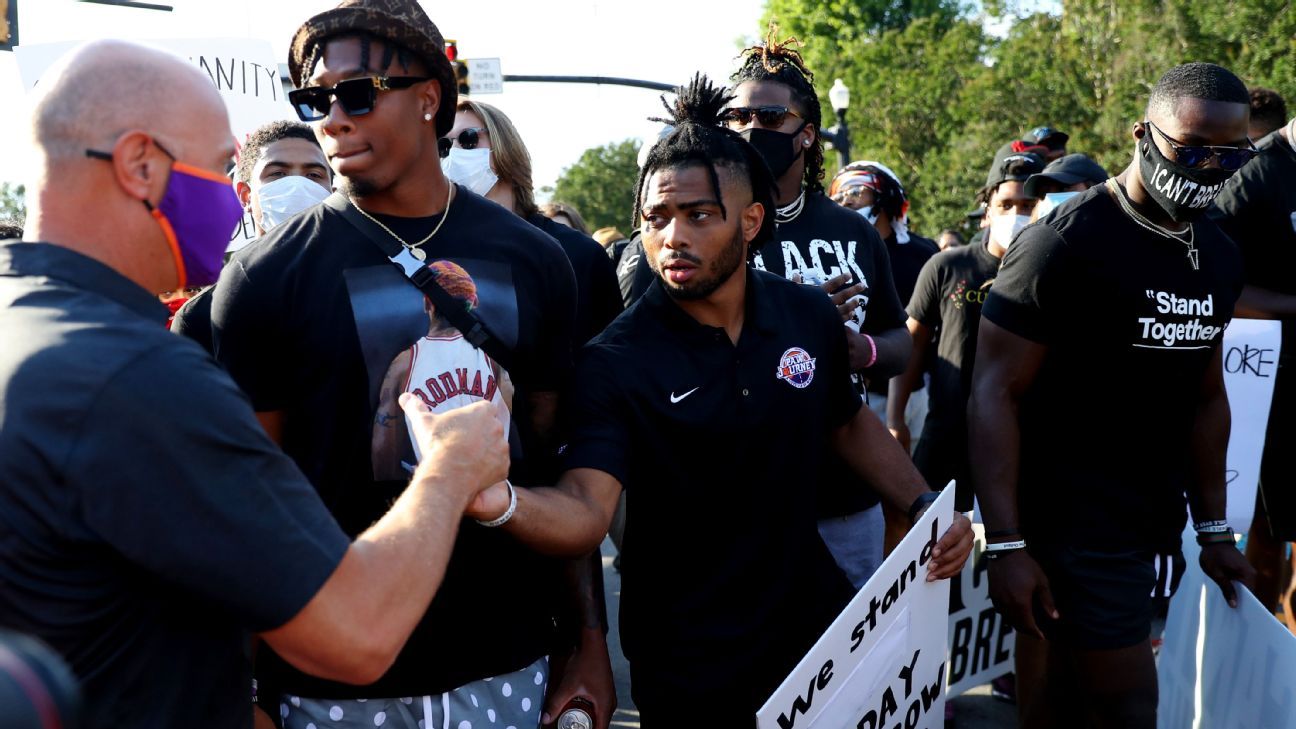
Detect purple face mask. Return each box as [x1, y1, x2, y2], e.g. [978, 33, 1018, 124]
[87, 140, 243, 288]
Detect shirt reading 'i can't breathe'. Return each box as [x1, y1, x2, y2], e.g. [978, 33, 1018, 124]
[982, 184, 1243, 552]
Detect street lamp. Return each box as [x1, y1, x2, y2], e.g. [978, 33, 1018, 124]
[823, 79, 852, 171]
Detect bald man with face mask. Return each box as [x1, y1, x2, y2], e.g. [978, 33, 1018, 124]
[0, 39, 508, 729]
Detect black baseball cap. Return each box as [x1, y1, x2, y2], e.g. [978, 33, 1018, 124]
[1025, 126, 1070, 150]
[1024, 154, 1110, 198]
[985, 142, 1046, 189]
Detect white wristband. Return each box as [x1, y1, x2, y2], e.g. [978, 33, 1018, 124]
[984, 539, 1026, 552]
[474, 480, 517, 528]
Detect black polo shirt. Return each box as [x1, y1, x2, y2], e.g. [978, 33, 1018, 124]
[564, 267, 859, 716]
[0, 242, 348, 729]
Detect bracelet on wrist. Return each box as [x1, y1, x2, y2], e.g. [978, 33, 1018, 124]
[907, 490, 939, 523]
[984, 539, 1027, 560]
[475, 480, 517, 528]
[862, 333, 878, 369]
[1195, 527, 1235, 546]
[1193, 520, 1230, 534]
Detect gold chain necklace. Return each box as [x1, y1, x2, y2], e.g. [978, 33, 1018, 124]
[353, 183, 455, 261]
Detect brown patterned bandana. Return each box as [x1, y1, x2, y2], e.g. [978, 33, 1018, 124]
[289, 0, 458, 136]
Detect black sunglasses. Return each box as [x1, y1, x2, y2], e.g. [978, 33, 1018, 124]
[438, 127, 487, 159]
[721, 105, 804, 128]
[1145, 121, 1258, 171]
[288, 76, 430, 122]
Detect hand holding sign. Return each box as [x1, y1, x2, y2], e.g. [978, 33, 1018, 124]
[927, 511, 974, 580]
[1198, 542, 1256, 609]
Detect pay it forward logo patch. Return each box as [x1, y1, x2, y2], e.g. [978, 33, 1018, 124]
[776, 347, 817, 389]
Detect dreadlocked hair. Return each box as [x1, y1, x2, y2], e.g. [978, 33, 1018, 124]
[302, 32, 417, 89]
[632, 73, 778, 260]
[732, 24, 825, 193]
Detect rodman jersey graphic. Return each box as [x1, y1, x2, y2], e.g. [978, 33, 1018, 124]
[369, 262, 514, 479]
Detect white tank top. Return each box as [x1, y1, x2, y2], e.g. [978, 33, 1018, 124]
[403, 333, 509, 462]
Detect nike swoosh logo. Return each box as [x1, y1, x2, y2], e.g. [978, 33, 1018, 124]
[670, 387, 700, 404]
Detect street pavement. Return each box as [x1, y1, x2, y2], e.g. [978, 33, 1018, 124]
[598, 539, 1016, 729]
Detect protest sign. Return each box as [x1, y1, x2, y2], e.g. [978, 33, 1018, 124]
[1157, 529, 1296, 728]
[944, 523, 1014, 697]
[16, 38, 295, 248]
[1221, 319, 1282, 530]
[757, 485, 955, 729]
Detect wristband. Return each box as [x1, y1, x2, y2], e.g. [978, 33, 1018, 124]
[984, 539, 1026, 560]
[985, 528, 1021, 539]
[907, 490, 939, 523]
[1193, 520, 1229, 534]
[862, 333, 878, 369]
[475, 480, 517, 528]
[1196, 527, 1235, 546]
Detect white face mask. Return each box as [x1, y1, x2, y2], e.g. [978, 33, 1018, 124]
[256, 175, 330, 232]
[442, 147, 498, 197]
[1034, 191, 1079, 220]
[856, 205, 879, 225]
[990, 212, 1032, 250]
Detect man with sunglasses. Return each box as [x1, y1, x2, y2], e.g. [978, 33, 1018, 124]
[1210, 111, 1296, 634]
[970, 62, 1258, 728]
[175, 2, 611, 728]
[724, 31, 911, 588]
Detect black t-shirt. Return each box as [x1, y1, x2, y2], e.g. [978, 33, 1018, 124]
[753, 191, 906, 516]
[983, 185, 1243, 551]
[1210, 125, 1296, 341]
[0, 243, 348, 729]
[907, 237, 1002, 437]
[886, 231, 941, 307]
[179, 186, 578, 698]
[528, 213, 623, 345]
[563, 268, 858, 714]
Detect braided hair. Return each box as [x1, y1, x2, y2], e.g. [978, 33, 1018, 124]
[632, 73, 778, 259]
[732, 26, 825, 193]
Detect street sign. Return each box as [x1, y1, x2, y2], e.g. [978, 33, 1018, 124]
[466, 58, 503, 94]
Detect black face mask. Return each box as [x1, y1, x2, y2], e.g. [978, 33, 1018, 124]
[1137, 132, 1236, 223]
[740, 124, 807, 180]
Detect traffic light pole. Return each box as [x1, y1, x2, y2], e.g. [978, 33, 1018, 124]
[501, 75, 675, 92]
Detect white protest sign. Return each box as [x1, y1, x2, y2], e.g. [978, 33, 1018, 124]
[944, 523, 1014, 697]
[16, 38, 296, 248]
[466, 58, 503, 94]
[1157, 528, 1296, 728]
[758, 486, 955, 729]
[1221, 318, 1282, 530]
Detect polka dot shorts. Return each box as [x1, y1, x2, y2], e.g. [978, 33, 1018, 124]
[279, 656, 548, 729]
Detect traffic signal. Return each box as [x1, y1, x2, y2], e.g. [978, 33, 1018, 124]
[1, 0, 18, 51]
[445, 39, 470, 96]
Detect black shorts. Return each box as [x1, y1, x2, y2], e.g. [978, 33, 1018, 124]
[1032, 546, 1185, 650]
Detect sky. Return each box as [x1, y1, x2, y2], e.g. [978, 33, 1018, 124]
[0, 0, 768, 191]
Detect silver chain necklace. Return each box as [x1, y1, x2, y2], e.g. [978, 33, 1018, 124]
[776, 189, 806, 224]
[1107, 179, 1199, 271]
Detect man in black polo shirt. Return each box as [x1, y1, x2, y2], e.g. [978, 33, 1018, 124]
[174, 2, 613, 727]
[0, 39, 508, 729]
[1210, 112, 1296, 630]
[458, 75, 973, 724]
[970, 63, 1258, 727]
[724, 29, 911, 581]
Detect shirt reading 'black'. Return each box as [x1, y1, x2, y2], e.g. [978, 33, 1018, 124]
[984, 185, 1243, 551]
[563, 268, 859, 715]
[0, 242, 347, 729]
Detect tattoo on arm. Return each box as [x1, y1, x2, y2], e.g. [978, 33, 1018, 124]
[374, 412, 398, 428]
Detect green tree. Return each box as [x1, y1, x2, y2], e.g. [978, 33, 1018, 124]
[551, 139, 641, 232]
[0, 182, 24, 221]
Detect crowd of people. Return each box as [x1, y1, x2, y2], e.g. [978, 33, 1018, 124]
[0, 0, 1293, 728]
